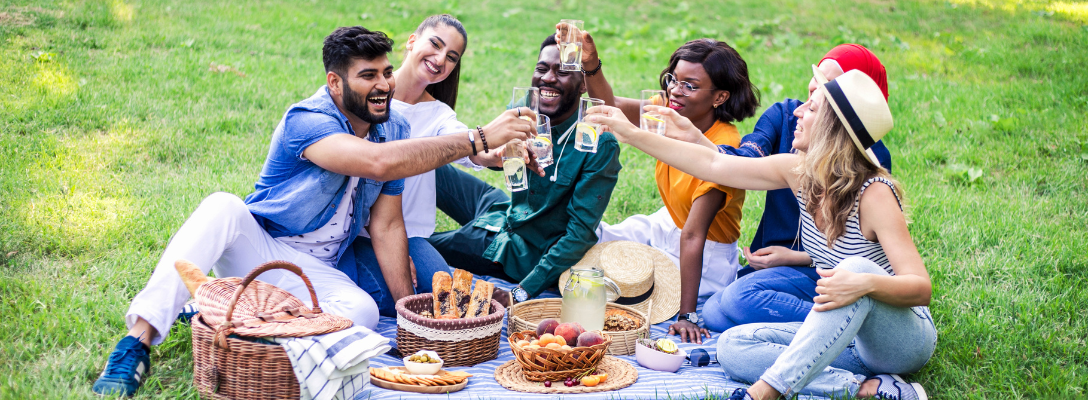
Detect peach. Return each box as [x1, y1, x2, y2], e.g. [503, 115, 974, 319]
[536, 318, 560, 336]
[576, 331, 606, 347]
[554, 322, 584, 346]
[539, 333, 556, 345]
[553, 335, 567, 346]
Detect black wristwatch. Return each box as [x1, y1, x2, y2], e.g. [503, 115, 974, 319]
[677, 312, 701, 325]
[511, 285, 529, 304]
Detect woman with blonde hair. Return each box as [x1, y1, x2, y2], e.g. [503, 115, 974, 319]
[586, 69, 934, 400]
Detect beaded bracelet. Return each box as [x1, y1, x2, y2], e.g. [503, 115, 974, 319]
[477, 126, 489, 153]
[582, 58, 603, 76]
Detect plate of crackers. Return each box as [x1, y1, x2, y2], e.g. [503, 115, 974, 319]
[369, 366, 472, 393]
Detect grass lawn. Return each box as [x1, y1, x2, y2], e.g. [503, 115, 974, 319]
[2, 0, 1087, 398]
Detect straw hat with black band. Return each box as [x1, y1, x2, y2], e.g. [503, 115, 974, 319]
[558, 241, 681, 325]
[812, 66, 893, 167]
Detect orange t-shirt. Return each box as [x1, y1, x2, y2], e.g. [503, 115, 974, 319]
[654, 121, 746, 244]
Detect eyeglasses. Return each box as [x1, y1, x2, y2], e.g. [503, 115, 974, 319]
[664, 73, 715, 97]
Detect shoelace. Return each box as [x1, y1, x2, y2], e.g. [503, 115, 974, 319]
[104, 340, 145, 377]
[875, 378, 905, 400]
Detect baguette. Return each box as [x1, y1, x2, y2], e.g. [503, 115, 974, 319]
[431, 271, 456, 318]
[465, 280, 494, 318]
[175, 259, 212, 297]
[452, 269, 473, 317]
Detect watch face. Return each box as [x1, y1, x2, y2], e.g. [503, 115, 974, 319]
[513, 287, 529, 302]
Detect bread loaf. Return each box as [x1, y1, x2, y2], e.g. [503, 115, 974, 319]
[465, 280, 494, 318]
[431, 271, 456, 318]
[452, 269, 473, 317]
[175, 259, 212, 297]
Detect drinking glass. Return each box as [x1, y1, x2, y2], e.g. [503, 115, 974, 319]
[529, 114, 553, 168]
[575, 97, 605, 153]
[511, 87, 540, 123]
[640, 90, 668, 135]
[556, 19, 584, 72]
[502, 140, 529, 192]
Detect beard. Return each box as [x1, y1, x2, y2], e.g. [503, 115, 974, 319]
[342, 81, 392, 125]
[539, 83, 582, 120]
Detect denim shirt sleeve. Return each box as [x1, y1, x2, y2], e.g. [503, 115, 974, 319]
[519, 137, 622, 297]
[717, 101, 790, 158]
[282, 109, 351, 159]
[376, 114, 411, 195]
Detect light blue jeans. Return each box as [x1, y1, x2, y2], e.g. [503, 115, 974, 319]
[716, 257, 937, 398]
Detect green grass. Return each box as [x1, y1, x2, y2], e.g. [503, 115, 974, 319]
[1, 0, 1086, 398]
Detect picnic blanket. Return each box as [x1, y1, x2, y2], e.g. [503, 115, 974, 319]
[360, 275, 829, 400]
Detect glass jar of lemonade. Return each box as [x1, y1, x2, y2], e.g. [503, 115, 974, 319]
[560, 267, 620, 332]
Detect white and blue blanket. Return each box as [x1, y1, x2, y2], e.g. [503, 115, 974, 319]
[360, 276, 828, 400]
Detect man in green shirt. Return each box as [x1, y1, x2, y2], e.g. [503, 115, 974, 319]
[429, 34, 622, 303]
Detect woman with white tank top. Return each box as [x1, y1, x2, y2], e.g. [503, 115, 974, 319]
[587, 69, 936, 400]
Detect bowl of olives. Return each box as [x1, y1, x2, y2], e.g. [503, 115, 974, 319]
[403, 350, 443, 375]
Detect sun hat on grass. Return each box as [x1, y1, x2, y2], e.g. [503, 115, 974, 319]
[558, 241, 681, 324]
[814, 68, 894, 168]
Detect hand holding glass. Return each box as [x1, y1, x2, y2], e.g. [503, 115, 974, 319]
[556, 19, 584, 71]
[511, 87, 540, 123]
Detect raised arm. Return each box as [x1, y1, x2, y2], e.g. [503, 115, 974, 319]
[586, 105, 796, 192]
[304, 108, 535, 181]
[576, 29, 641, 124]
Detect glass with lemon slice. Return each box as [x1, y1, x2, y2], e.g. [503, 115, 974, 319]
[640, 90, 668, 135]
[576, 97, 605, 153]
[502, 140, 529, 192]
[529, 114, 553, 168]
[556, 19, 584, 71]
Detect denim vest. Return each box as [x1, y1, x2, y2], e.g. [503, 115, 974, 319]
[244, 86, 409, 265]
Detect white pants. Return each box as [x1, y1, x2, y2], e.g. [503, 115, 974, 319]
[125, 192, 378, 345]
[596, 207, 741, 296]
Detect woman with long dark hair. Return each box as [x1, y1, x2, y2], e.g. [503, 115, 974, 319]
[586, 70, 934, 400]
[576, 34, 760, 343]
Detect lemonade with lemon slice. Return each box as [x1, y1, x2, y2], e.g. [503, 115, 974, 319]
[561, 268, 620, 332]
[575, 122, 601, 152]
[557, 19, 584, 71]
[502, 142, 529, 192]
[641, 112, 666, 135]
[529, 133, 553, 168]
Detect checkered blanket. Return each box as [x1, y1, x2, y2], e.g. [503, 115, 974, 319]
[360, 276, 828, 400]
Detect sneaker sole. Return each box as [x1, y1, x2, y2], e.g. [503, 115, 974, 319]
[889, 374, 928, 400]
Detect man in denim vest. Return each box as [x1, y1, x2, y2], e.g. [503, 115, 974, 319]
[93, 26, 535, 397]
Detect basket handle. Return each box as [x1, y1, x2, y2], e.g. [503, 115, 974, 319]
[214, 260, 322, 349]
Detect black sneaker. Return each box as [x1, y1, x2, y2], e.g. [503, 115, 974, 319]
[92, 336, 150, 397]
[872, 374, 928, 400]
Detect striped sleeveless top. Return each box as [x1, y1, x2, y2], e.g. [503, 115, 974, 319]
[796, 177, 902, 275]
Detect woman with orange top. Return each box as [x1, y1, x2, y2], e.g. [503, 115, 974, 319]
[577, 35, 760, 343]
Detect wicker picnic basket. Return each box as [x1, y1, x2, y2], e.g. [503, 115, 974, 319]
[394, 293, 506, 366]
[508, 330, 612, 382]
[508, 298, 648, 355]
[191, 261, 352, 400]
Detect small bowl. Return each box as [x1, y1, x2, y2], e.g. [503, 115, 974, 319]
[403, 353, 443, 375]
[635, 342, 687, 372]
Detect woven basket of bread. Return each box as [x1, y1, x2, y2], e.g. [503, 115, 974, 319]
[508, 330, 612, 382]
[395, 293, 505, 366]
[186, 260, 353, 400]
[508, 298, 647, 355]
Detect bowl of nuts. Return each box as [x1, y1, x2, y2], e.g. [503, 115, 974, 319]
[403, 350, 443, 375]
[634, 338, 686, 372]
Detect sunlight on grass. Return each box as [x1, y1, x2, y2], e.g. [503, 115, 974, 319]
[32, 63, 78, 100]
[18, 128, 139, 254]
[1047, 1, 1088, 23]
[110, 0, 133, 23]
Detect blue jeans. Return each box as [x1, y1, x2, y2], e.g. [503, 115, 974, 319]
[341, 236, 451, 317]
[716, 257, 937, 398]
[702, 266, 820, 332]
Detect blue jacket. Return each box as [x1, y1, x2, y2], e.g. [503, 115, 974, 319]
[718, 99, 892, 255]
[244, 86, 409, 266]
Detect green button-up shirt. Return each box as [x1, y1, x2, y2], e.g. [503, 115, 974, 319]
[476, 113, 622, 297]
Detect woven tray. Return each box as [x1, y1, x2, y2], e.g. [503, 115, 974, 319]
[508, 298, 649, 355]
[395, 293, 505, 366]
[494, 356, 638, 393]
